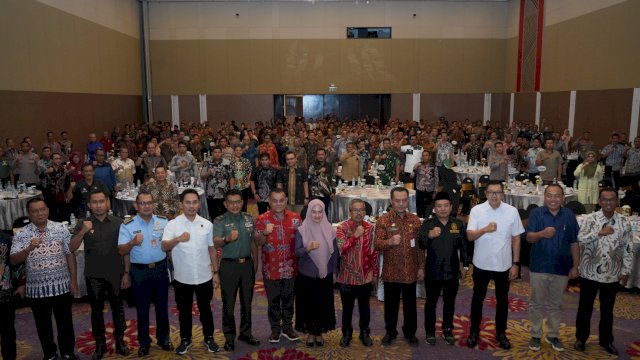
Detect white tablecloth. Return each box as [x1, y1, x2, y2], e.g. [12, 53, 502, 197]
[329, 186, 416, 223]
[503, 188, 578, 209]
[0, 190, 43, 230]
[452, 166, 518, 186]
[113, 187, 208, 219]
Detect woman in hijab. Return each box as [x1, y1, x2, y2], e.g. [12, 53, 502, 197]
[66, 151, 84, 182]
[294, 199, 339, 347]
[573, 151, 604, 212]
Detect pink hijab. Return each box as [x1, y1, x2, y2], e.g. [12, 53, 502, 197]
[298, 199, 335, 278]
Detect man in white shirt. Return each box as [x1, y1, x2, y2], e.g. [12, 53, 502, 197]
[162, 189, 220, 355]
[400, 135, 423, 184]
[465, 180, 524, 350]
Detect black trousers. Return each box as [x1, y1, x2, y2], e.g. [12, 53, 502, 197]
[30, 293, 76, 359]
[219, 258, 255, 341]
[240, 187, 252, 212]
[575, 278, 619, 344]
[130, 261, 170, 347]
[604, 166, 621, 189]
[340, 283, 373, 335]
[470, 266, 510, 335]
[207, 197, 227, 222]
[0, 299, 17, 360]
[257, 202, 270, 215]
[264, 278, 296, 333]
[425, 277, 459, 335]
[86, 277, 126, 344]
[383, 281, 417, 338]
[415, 190, 434, 218]
[173, 279, 214, 340]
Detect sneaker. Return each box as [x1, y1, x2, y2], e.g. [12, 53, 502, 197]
[269, 331, 281, 343]
[442, 329, 455, 345]
[528, 337, 541, 351]
[282, 328, 299, 341]
[175, 339, 192, 355]
[544, 336, 564, 352]
[425, 334, 436, 346]
[203, 337, 219, 353]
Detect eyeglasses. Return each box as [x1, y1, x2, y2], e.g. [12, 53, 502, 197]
[486, 191, 503, 196]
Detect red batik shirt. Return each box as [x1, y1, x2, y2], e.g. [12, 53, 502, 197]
[255, 210, 301, 280]
[336, 219, 378, 285]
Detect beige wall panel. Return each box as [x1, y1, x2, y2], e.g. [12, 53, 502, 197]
[574, 89, 632, 148]
[226, 40, 253, 94]
[420, 93, 484, 123]
[541, 0, 640, 91]
[202, 41, 231, 94]
[540, 91, 570, 133]
[504, 37, 518, 93]
[249, 40, 277, 94]
[513, 92, 537, 124]
[275, 40, 307, 94]
[390, 93, 413, 121]
[0, 0, 140, 94]
[389, 40, 417, 93]
[0, 91, 141, 149]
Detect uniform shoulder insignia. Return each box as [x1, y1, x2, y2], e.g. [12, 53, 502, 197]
[123, 217, 135, 225]
[156, 215, 168, 220]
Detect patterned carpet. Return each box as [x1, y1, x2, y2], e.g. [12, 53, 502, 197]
[11, 266, 640, 360]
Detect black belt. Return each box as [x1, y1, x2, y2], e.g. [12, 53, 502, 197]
[221, 256, 252, 264]
[131, 258, 166, 269]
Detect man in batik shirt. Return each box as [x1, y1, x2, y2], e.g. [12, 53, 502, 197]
[232, 145, 253, 212]
[254, 189, 301, 344]
[308, 148, 335, 215]
[374, 138, 401, 185]
[201, 146, 234, 221]
[170, 141, 196, 184]
[251, 153, 278, 215]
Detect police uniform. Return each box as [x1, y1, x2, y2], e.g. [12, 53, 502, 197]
[117, 214, 170, 348]
[417, 215, 469, 338]
[212, 212, 256, 342]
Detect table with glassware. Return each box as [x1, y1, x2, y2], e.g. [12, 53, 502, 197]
[451, 165, 519, 186]
[113, 186, 208, 219]
[330, 185, 416, 223]
[0, 188, 43, 230]
[577, 214, 640, 289]
[502, 183, 578, 209]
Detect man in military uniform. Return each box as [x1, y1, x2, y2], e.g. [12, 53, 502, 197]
[213, 189, 260, 351]
[117, 191, 174, 357]
[70, 190, 130, 359]
[417, 192, 469, 346]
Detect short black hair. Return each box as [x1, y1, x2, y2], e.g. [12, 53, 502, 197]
[88, 189, 109, 202]
[486, 180, 504, 191]
[390, 186, 409, 199]
[178, 141, 188, 147]
[135, 190, 154, 203]
[544, 184, 564, 195]
[26, 198, 46, 212]
[82, 163, 94, 171]
[599, 187, 618, 199]
[179, 188, 200, 202]
[269, 188, 286, 198]
[259, 152, 270, 160]
[225, 189, 243, 201]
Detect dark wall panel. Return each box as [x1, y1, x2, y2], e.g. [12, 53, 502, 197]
[420, 93, 484, 123]
[574, 88, 633, 148]
[490, 93, 511, 127]
[540, 91, 570, 134]
[0, 91, 141, 151]
[151, 96, 171, 124]
[178, 95, 199, 123]
[206, 95, 273, 129]
[391, 93, 413, 121]
[513, 92, 536, 124]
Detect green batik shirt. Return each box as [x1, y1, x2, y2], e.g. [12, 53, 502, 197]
[376, 149, 400, 185]
[212, 212, 255, 259]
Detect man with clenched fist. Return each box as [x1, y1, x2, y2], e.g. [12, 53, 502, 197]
[418, 192, 469, 346]
[162, 189, 220, 355]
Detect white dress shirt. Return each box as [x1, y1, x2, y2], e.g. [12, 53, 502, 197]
[162, 214, 214, 285]
[467, 201, 524, 272]
[401, 145, 423, 174]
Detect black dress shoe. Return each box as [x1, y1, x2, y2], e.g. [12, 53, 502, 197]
[115, 339, 130, 356]
[223, 340, 235, 351]
[497, 334, 511, 350]
[238, 334, 261, 346]
[574, 340, 586, 352]
[466, 332, 479, 348]
[315, 338, 325, 347]
[159, 342, 174, 351]
[359, 331, 374, 347]
[339, 334, 352, 347]
[599, 342, 618, 355]
[92, 343, 106, 360]
[406, 335, 419, 347]
[381, 333, 397, 346]
[137, 345, 150, 357]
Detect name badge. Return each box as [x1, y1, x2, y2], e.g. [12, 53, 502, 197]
[410, 238, 416, 248]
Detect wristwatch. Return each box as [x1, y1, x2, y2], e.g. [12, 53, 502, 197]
[512, 261, 521, 266]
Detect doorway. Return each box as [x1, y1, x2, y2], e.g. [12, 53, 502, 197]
[274, 94, 390, 122]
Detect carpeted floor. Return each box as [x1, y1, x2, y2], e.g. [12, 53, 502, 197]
[11, 265, 640, 360]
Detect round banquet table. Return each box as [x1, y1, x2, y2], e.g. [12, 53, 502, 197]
[329, 186, 416, 223]
[0, 190, 43, 230]
[451, 166, 518, 186]
[503, 187, 578, 209]
[113, 186, 209, 219]
[577, 215, 640, 289]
